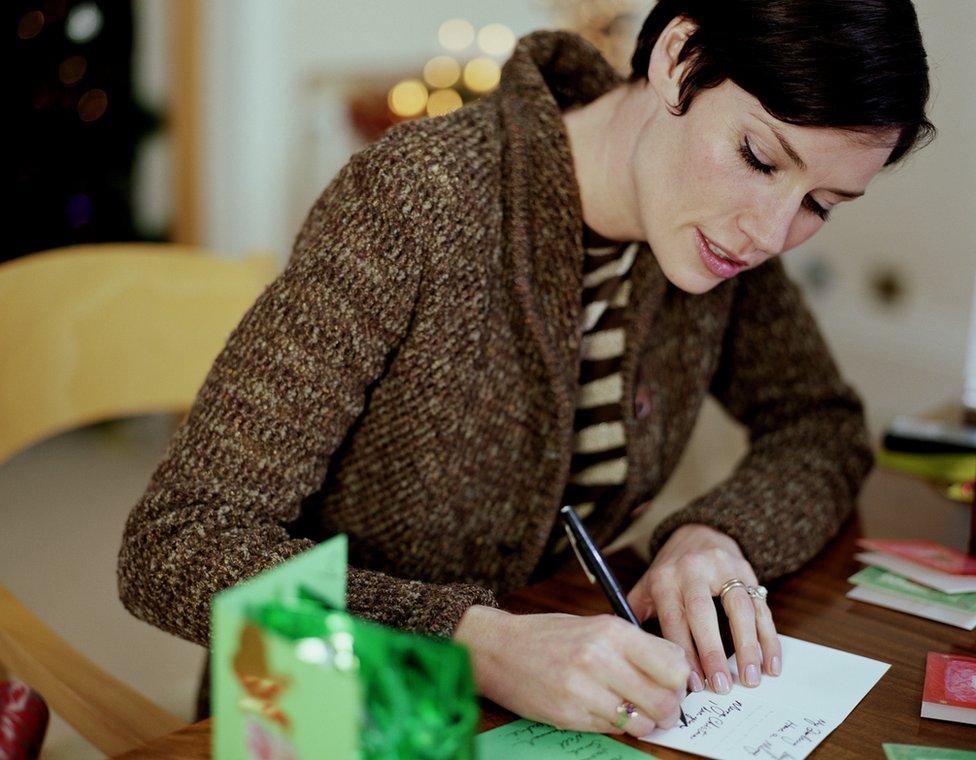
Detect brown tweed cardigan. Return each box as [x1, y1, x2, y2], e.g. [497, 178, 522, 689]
[118, 31, 874, 649]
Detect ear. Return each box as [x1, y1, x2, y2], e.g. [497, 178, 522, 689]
[646, 16, 697, 110]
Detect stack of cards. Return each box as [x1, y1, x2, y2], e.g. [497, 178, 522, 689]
[846, 539, 976, 630]
[922, 652, 976, 726]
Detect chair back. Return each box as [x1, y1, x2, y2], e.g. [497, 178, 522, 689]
[0, 243, 278, 465]
[0, 242, 279, 754]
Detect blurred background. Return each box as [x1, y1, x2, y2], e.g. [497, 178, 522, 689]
[3, 0, 974, 756]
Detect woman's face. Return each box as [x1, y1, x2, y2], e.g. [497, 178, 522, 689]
[632, 21, 898, 295]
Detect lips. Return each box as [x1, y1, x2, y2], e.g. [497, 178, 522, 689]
[696, 228, 746, 279]
[702, 232, 745, 265]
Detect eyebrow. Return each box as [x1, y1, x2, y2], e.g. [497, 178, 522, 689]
[752, 114, 866, 199]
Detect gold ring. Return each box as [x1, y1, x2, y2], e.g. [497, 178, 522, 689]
[719, 578, 747, 602]
[614, 701, 638, 729]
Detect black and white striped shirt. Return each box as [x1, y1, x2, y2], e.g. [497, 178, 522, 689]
[537, 225, 637, 568]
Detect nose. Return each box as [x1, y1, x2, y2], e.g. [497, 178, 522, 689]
[738, 194, 796, 258]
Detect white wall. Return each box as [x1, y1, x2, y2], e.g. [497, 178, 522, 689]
[197, 0, 554, 260]
[289, 0, 553, 73]
[197, 0, 291, 259]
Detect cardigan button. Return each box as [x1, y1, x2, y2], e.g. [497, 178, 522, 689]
[634, 387, 652, 419]
[497, 541, 520, 557]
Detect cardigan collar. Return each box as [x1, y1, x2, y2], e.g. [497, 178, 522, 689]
[495, 30, 672, 556]
[496, 29, 671, 390]
[498, 31, 627, 395]
[499, 31, 634, 395]
[497, 31, 667, 392]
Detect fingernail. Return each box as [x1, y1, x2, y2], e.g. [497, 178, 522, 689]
[771, 656, 782, 676]
[711, 671, 730, 694]
[745, 664, 760, 687]
[689, 671, 704, 692]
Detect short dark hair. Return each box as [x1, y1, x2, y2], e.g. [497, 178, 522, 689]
[629, 0, 935, 166]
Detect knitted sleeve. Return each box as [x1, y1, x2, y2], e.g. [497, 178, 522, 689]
[647, 258, 875, 582]
[117, 153, 495, 649]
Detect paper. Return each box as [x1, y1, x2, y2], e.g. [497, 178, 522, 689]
[477, 719, 657, 759]
[883, 743, 976, 759]
[856, 552, 976, 594]
[640, 636, 889, 760]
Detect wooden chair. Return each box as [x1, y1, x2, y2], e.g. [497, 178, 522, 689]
[0, 243, 278, 756]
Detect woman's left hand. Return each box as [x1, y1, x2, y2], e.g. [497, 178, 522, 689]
[626, 522, 782, 696]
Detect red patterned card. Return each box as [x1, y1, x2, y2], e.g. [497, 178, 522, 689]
[858, 539, 976, 576]
[921, 652, 976, 725]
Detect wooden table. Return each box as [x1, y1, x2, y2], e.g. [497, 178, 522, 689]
[117, 467, 975, 758]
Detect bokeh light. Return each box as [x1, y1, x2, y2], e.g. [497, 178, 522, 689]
[66, 2, 103, 44]
[477, 23, 516, 57]
[388, 79, 428, 118]
[463, 57, 501, 93]
[438, 19, 475, 52]
[423, 56, 461, 89]
[426, 88, 463, 117]
[77, 88, 108, 122]
[59, 56, 88, 86]
[18, 11, 45, 40]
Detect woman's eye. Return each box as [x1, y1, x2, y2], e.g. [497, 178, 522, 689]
[740, 136, 832, 222]
[803, 196, 831, 222]
[738, 137, 774, 175]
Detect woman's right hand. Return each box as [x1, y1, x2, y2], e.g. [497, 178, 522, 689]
[453, 605, 689, 738]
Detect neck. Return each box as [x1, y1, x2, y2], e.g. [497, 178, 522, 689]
[562, 81, 650, 244]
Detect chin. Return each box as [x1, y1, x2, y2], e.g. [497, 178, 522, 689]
[657, 256, 722, 296]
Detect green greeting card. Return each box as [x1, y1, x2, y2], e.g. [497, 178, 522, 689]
[477, 720, 658, 759]
[883, 742, 976, 759]
[211, 535, 478, 759]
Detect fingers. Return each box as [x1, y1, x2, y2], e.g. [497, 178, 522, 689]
[681, 578, 733, 695]
[634, 543, 783, 699]
[593, 695, 658, 739]
[653, 579, 706, 693]
[610, 647, 686, 730]
[721, 584, 764, 687]
[626, 576, 658, 622]
[735, 562, 781, 675]
[552, 663, 662, 735]
[619, 623, 689, 695]
[569, 618, 686, 737]
[719, 557, 782, 685]
[753, 595, 782, 676]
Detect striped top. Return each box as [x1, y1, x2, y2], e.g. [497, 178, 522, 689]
[536, 225, 638, 572]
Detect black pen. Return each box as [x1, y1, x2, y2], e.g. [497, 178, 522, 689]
[559, 504, 689, 728]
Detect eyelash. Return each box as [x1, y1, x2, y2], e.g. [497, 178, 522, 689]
[738, 139, 832, 222]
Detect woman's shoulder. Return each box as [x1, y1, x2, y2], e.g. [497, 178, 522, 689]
[294, 98, 508, 272]
[348, 97, 505, 213]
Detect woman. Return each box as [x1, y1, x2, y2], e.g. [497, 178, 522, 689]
[118, 0, 933, 739]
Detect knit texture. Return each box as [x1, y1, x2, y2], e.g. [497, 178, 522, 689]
[118, 31, 874, 655]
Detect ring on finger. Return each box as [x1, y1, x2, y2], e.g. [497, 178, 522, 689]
[719, 578, 747, 602]
[746, 584, 768, 602]
[613, 701, 639, 729]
